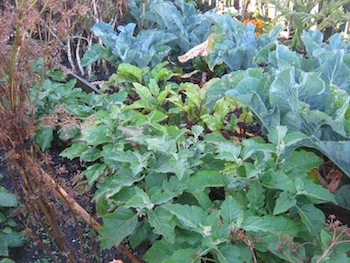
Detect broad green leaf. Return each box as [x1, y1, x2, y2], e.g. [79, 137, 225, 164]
[169, 152, 190, 180]
[82, 163, 106, 186]
[301, 183, 336, 203]
[273, 191, 297, 215]
[148, 79, 160, 97]
[240, 139, 275, 160]
[100, 207, 138, 249]
[148, 110, 168, 123]
[125, 187, 154, 210]
[0, 258, 15, 263]
[163, 248, 200, 263]
[217, 244, 251, 263]
[35, 127, 54, 151]
[187, 170, 228, 193]
[191, 191, 213, 210]
[215, 142, 242, 162]
[149, 189, 176, 205]
[93, 170, 143, 201]
[116, 63, 142, 83]
[243, 215, 299, 237]
[0, 192, 17, 207]
[280, 150, 323, 174]
[128, 221, 151, 248]
[163, 204, 207, 234]
[143, 240, 176, 263]
[0, 236, 8, 257]
[80, 147, 101, 162]
[81, 44, 106, 66]
[148, 207, 176, 243]
[335, 185, 350, 210]
[318, 50, 350, 90]
[296, 204, 325, 238]
[220, 196, 243, 225]
[267, 125, 288, 147]
[162, 175, 189, 196]
[320, 229, 332, 250]
[192, 125, 204, 139]
[260, 170, 295, 192]
[133, 82, 153, 100]
[60, 142, 88, 160]
[0, 232, 26, 247]
[284, 131, 309, 147]
[81, 125, 110, 145]
[145, 137, 177, 154]
[247, 181, 265, 210]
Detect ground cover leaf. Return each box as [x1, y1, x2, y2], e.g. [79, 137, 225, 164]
[0, 192, 17, 208]
[296, 204, 325, 237]
[220, 196, 243, 225]
[187, 170, 228, 193]
[163, 204, 207, 234]
[273, 191, 297, 215]
[148, 207, 176, 243]
[100, 207, 138, 249]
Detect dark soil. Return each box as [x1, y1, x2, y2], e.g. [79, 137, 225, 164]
[0, 147, 144, 263]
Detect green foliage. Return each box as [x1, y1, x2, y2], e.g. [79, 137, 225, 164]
[206, 30, 350, 178]
[0, 187, 26, 258]
[265, 0, 350, 51]
[207, 14, 282, 71]
[54, 60, 344, 261]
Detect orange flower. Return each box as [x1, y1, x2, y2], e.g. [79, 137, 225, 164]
[243, 19, 264, 37]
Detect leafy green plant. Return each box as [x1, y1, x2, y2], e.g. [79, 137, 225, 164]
[0, 187, 26, 259]
[206, 29, 350, 178]
[55, 60, 347, 262]
[30, 68, 109, 151]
